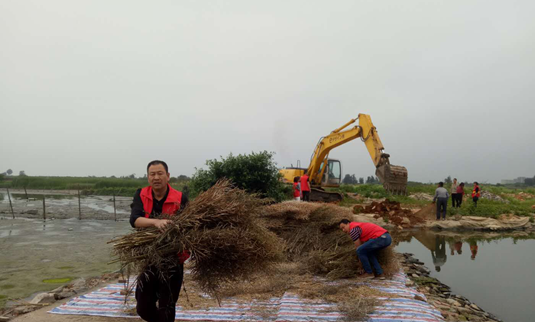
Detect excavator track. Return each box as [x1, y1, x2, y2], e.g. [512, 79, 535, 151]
[310, 188, 343, 203]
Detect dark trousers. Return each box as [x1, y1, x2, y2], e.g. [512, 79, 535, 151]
[451, 193, 457, 207]
[356, 233, 392, 275]
[473, 196, 479, 207]
[456, 194, 463, 207]
[302, 190, 310, 202]
[136, 265, 183, 322]
[436, 197, 447, 219]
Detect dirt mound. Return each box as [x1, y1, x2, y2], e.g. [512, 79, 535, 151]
[353, 199, 426, 227]
[480, 191, 509, 203]
[505, 192, 535, 201]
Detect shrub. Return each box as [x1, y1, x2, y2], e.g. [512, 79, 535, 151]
[190, 151, 288, 201]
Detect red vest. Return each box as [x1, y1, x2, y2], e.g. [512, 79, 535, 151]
[472, 185, 480, 198]
[300, 175, 310, 192]
[140, 185, 189, 263]
[293, 182, 300, 198]
[349, 222, 388, 243]
[140, 185, 183, 218]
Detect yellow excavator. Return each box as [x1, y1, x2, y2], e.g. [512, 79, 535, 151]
[279, 114, 408, 202]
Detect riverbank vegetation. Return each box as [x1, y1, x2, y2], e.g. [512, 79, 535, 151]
[190, 151, 290, 202]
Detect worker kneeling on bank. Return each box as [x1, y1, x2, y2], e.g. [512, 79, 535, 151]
[339, 219, 392, 280]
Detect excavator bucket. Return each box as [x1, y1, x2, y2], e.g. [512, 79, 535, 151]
[376, 164, 408, 195]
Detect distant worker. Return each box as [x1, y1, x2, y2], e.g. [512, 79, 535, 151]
[456, 182, 465, 207]
[300, 171, 311, 202]
[451, 178, 458, 208]
[130, 160, 189, 322]
[339, 219, 392, 280]
[472, 182, 481, 207]
[433, 182, 449, 220]
[293, 176, 301, 201]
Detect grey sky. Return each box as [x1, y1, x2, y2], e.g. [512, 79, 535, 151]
[1, 0, 534, 184]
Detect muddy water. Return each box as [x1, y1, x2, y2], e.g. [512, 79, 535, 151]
[396, 231, 535, 322]
[0, 191, 132, 220]
[0, 217, 132, 307]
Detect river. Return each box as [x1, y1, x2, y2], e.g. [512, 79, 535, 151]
[0, 217, 132, 308]
[396, 230, 535, 322]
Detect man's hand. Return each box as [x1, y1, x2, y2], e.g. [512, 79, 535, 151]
[154, 219, 172, 232]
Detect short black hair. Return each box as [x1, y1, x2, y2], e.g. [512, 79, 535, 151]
[474, 181, 479, 185]
[294, 176, 299, 183]
[147, 160, 168, 173]
[339, 219, 350, 225]
[439, 182, 444, 187]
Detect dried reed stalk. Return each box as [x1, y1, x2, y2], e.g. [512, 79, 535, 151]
[110, 180, 284, 298]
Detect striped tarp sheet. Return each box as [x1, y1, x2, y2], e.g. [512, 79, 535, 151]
[49, 272, 444, 321]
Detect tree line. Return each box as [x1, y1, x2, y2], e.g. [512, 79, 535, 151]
[342, 174, 380, 185]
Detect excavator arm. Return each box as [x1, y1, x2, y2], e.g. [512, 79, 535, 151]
[308, 114, 408, 195]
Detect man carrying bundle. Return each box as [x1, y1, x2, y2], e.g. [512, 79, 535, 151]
[339, 219, 392, 279]
[130, 160, 189, 322]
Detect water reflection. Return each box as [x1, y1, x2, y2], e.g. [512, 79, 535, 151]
[448, 239, 463, 256]
[409, 231, 487, 272]
[414, 234, 481, 269]
[432, 235, 447, 271]
[469, 240, 478, 260]
[396, 230, 535, 322]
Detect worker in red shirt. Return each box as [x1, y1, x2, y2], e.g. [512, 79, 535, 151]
[339, 219, 392, 279]
[300, 171, 311, 202]
[472, 182, 481, 207]
[292, 176, 301, 201]
[130, 160, 189, 322]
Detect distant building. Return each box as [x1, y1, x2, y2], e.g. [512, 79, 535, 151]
[501, 177, 526, 184]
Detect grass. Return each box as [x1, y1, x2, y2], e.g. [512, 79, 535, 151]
[335, 183, 535, 218]
[0, 176, 189, 197]
[42, 278, 73, 284]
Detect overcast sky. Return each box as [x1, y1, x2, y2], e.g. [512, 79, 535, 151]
[1, 1, 534, 184]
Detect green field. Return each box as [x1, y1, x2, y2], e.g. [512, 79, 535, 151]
[0, 176, 189, 196]
[334, 183, 535, 218]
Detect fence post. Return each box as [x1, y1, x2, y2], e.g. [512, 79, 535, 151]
[78, 187, 82, 220]
[43, 195, 46, 221]
[113, 190, 117, 222]
[24, 186, 28, 200]
[6, 188, 15, 219]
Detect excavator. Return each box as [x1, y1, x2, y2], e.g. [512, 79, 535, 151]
[279, 114, 408, 202]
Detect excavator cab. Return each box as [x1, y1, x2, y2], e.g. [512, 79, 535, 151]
[321, 159, 342, 187]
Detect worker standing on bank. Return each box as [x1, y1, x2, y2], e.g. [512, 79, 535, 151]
[472, 182, 481, 207]
[293, 177, 301, 201]
[456, 182, 465, 207]
[451, 178, 458, 208]
[433, 182, 449, 220]
[339, 219, 392, 280]
[300, 171, 311, 202]
[130, 160, 189, 322]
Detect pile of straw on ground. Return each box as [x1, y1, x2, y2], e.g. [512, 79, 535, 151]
[110, 180, 284, 297]
[261, 201, 399, 279]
